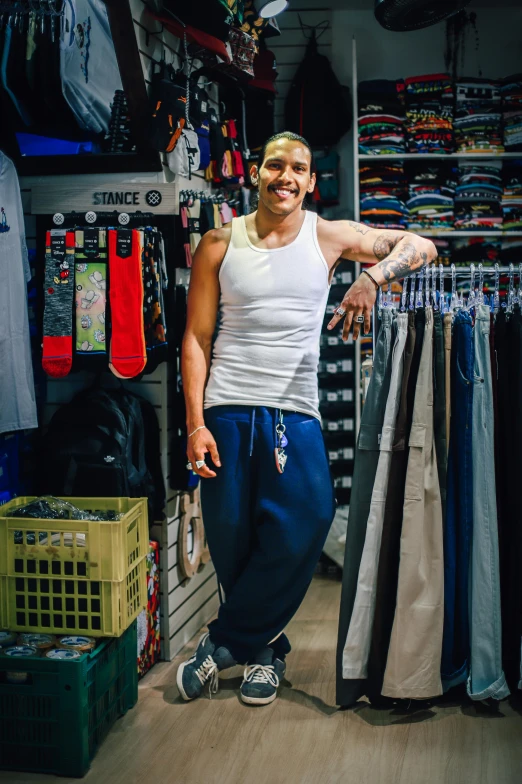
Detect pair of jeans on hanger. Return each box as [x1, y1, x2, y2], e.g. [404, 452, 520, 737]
[467, 304, 509, 700]
[442, 310, 474, 689]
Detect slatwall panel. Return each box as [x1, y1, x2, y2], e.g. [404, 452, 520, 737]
[129, 0, 220, 660]
[271, 7, 332, 132]
[16, 1, 222, 664]
[131, 0, 219, 186]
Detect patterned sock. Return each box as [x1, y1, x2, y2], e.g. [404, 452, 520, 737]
[142, 229, 168, 375]
[42, 229, 75, 377]
[74, 229, 108, 369]
[108, 228, 147, 379]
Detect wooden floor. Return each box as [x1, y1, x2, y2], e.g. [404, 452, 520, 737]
[2, 576, 522, 784]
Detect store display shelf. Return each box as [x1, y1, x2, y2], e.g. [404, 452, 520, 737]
[358, 153, 522, 160]
[417, 230, 522, 237]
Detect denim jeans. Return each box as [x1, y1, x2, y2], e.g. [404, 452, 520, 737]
[442, 310, 474, 690]
[467, 305, 509, 700]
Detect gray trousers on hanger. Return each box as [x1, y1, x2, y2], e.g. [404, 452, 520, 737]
[336, 309, 394, 706]
[342, 313, 408, 679]
[382, 308, 444, 699]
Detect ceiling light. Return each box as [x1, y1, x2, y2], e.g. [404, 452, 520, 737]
[255, 0, 289, 19]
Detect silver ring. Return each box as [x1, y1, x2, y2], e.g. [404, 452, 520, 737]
[355, 315, 364, 323]
[196, 460, 205, 469]
[335, 307, 346, 317]
[186, 462, 193, 470]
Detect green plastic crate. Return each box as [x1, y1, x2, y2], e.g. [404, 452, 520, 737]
[0, 621, 138, 777]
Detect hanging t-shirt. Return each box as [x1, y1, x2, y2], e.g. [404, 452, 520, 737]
[0, 151, 38, 434]
[60, 0, 123, 135]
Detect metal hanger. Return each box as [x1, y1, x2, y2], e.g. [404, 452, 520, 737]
[507, 263, 515, 313]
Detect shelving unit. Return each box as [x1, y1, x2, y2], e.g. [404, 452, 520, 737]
[359, 153, 522, 160]
[351, 37, 522, 436]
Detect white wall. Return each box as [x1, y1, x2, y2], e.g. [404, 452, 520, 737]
[329, 5, 522, 216]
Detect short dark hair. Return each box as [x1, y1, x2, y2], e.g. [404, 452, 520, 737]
[257, 131, 314, 172]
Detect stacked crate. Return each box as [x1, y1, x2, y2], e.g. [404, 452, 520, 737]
[0, 496, 148, 776]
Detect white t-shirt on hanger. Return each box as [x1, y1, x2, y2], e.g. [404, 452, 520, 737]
[60, 0, 123, 135]
[0, 151, 38, 434]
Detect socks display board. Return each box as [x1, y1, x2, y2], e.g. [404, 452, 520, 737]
[41, 222, 169, 379]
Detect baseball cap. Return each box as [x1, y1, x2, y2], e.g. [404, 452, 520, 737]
[250, 49, 278, 93]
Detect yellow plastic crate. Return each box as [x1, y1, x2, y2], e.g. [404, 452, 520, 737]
[0, 497, 148, 582]
[0, 556, 146, 636]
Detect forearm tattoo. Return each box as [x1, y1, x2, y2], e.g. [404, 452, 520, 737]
[376, 241, 430, 282]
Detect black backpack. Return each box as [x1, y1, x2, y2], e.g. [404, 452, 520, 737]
[284, 31, 352, 149]
[37, 385, 165, 524]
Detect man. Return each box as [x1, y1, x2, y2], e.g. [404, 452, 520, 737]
[177, 131, 437, 706]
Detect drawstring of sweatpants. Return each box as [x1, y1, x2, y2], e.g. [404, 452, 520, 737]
[249, 407, 256, 456]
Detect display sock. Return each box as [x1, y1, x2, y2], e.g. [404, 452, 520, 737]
[74, 229, 107, 370]
[42, 229, 75, 377]
[142, 229, 168, 375]
[108, 228, 147, 379]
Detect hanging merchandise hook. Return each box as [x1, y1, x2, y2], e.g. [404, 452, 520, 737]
[409, 273, 416, 311]
[439, 263, 445, 312]
[493, 263, 500, 313]
[386, 281, 393, 309]
[518, 263, 522, 305]
[431, 264, 437, 309]
[377, 281, 383, 317]
[425, 266, 430, 307]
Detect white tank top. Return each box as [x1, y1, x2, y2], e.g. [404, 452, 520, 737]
[204, 210, 330, 420]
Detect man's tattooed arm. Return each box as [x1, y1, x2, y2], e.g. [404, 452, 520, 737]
[338, 222, 437, 284]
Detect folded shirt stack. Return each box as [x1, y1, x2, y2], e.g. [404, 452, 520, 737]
[454, 162, 503, 230]
[454, 78, 503, 153]
[406, 163, 457, 231]
[501, 162, 522, 230]
[358, 79, 406, 155]
[501, 75, 522, 152]
[359, 162, 408, 229]
[404, 73, 454, 154]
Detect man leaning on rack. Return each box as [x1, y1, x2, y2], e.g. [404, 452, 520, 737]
[177, 131, 437, 706]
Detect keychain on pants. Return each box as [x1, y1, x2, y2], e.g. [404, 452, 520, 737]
[275, 410, 288, 474]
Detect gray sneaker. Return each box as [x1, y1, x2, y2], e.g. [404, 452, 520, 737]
[176, 633, 236, 701]
[240, 647, 286, 706]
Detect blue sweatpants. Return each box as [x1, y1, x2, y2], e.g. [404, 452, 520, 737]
[200, 405, 336, 664]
